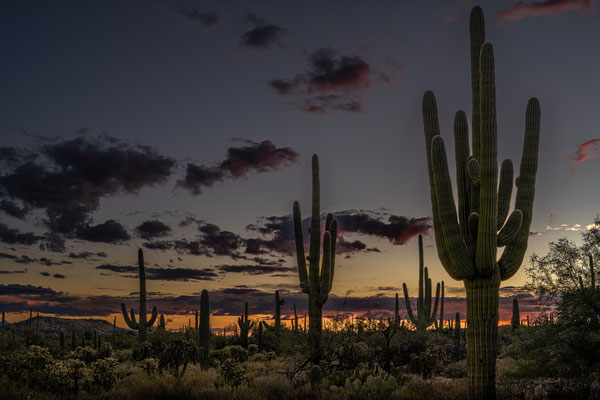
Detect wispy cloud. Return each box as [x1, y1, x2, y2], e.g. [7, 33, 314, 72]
[498, 0, 597, 22]
[571, 139, 600, 167]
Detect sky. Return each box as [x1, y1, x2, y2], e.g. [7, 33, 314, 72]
[1, 0, 599, 329]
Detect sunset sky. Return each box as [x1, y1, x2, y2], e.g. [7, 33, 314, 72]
[1, 0, 599, 329]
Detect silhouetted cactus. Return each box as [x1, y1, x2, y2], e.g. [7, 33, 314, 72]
[438, 282, 445, 330]
[238, 302, 254, 349]
[402, 235, 442, 331]
[454, 312, 461, 347]
[121, 249, 158, 342]
[293, 304, 299, 332]
[293, 154, 338, 363]
[159, 314, 166, 329]
[394, 293, 400, 327]
[199, 289, 210, 368]
[257, 321, 263, 353]
[420, 6, 540, 398]
[511, 299, 520, 331]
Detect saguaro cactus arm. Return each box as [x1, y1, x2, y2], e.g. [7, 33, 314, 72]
[498, 98, 541, 280]
[121, 303, 138, 330]
[147, 306, 158, 327]
[430, 134, 476, 280]
[293, 201, 309, 294]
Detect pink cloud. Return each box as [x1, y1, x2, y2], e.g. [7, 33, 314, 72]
[498, 0, 596, 22]
[571, 139, 600, 166]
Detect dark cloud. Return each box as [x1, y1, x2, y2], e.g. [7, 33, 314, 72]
[135, 220, 172, 240]
[178, 164, 226, 195]
[246, 210, 431, 256]
[53, 273, 67, 279]
[67, 251, 107, 260]
[0, 135, 175, 247]
[0, 269, 27, 274]
[178, 140, 299, 195]
[0, 199, 28, 219]
[174, 6, 219, 27]
[0, 223, 41, 246]
[216, 263, 295, 275]
[40, 271, 50, 277]
[498, 0, 596, 21]
[0, 252, 70, 266]
[269, 48, 371, 113]
[333, 210, 431, 245]
[239, 14, 286, 49]
[95, 264, 217, 282]
[76, 219, 130, 243]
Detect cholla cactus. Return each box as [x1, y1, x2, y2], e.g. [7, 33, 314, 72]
[121, 249, 158, 342]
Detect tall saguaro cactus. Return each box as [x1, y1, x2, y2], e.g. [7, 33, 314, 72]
[121, 249, 158, 342]
[402, 235, 442, 331]
[420, 6, 540, 399]
[293, 154, 338, 363]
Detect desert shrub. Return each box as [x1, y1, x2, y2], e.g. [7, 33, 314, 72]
[408, 344, 448, 379]
[218, 359, 249, 388]
[21, 345, 54, 388]
[329, 367, 399, 400]
[248, 344, 258, 355]
[90, 357, 119, 391]
[73, 345, 98, 364]
[158, 335, 200, 378]
[141, 358, 158, 376]
[97, 342, 113, 358]
[132, 341, 154, 361]
[227, 345, 249, 362]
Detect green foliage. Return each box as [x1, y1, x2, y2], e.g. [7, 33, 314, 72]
[90, 357, 119, 390]
[158, 335, 201, 378]
[218, 359, 248, 389]
[329, 368, 399, 400]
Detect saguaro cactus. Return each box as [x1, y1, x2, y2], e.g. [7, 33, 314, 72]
[238, 302, 254, 348]
[293, 304, 299, 332]
[402, 235, 442, 331]
[293, 154, 338, 363]
[511, 299, 520, 331]
[121, 249, 158, 342]
[274, 291, 284, 329]
[394, 293, 400, 327]
[420, 6, 540, 399]
[438, 281, 445, 330]
[198, 289, 210, 368]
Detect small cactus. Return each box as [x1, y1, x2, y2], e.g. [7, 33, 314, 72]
[237, 302, 255, 349]
[511, 299, 520, 331]
[309, 364, 322, 392]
